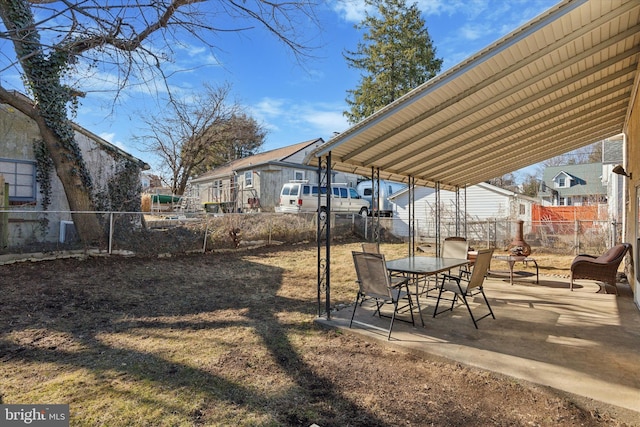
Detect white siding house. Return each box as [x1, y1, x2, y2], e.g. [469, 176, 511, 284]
[389, 182, 536, 238]
[191, 139, 363, 212]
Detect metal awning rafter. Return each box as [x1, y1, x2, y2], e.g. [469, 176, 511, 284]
[309, 0, 640, 320]
[344, 25, 640, 170]
[304, 0, 640, 192]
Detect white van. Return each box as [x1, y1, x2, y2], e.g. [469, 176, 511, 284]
[356, 180, 407, 217]
[277, 181, 369, 216]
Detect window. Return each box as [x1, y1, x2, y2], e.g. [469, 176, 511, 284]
[519, 204, 526, 215]
[557, 177, 565, 187]
[211, 180, 222, 198]
[294, 170, 305, 181]
[244, 171, 253, 187]
[0, 158, 36, 202]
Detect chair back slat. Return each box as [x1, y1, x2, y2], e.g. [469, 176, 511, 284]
[467, 248, 494, 290]
[361, 242, 381, 254]
[352, 251, 392, 299]
[442, 238, 468, 259]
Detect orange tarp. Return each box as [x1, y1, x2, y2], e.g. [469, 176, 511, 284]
[532, 205, 603, 233]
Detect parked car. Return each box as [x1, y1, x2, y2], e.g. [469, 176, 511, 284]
[356, 180, 407, 217]
[277, 181, 369, 217]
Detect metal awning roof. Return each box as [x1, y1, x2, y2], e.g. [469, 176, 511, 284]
[305, 0, 640, 191]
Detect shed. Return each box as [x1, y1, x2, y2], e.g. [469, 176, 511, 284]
[389, 182, 537, 238]
[0, 95, 149, 246]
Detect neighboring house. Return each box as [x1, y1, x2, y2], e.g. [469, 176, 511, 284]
[0, 95, 149, 246]
[538, 163, 607, 207]
[141, 173, 162, 191]
[531, 139, 624, 235]
[389, 182, 537, 238]
[191, 138, 363, 213]
[601, 136, 625, 223]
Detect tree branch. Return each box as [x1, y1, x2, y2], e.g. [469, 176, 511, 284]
[63, 0, 207, 54]
[0, 84, 39, 121]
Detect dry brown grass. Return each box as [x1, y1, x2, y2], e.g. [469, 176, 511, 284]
[0, 241, 629, 426]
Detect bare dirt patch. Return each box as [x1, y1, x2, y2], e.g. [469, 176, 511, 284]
[0, 242, 634, 426]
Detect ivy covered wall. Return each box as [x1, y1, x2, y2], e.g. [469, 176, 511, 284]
[0, 101, 147, 246]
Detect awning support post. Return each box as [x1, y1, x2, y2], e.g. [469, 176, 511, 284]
[409, 176, 415, 257]
[436, 182, 441, 257]
[372, 167, 380, 242]
[317, 153, 331, 319]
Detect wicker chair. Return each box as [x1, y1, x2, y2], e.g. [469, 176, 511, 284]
[570, 243, 631, 295]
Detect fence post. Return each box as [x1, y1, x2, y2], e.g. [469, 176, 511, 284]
[486, 219, 490, 248]
[574, 219, 579, 255]
[202, 214, 210, 253]
[364, 216, 368, 240]
[0, 179, 7, 248]
[108, 213, 114, 254]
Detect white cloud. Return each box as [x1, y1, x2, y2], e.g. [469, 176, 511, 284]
[330, 0, 370, 23]
[99, 132, 129, 152]
[183, 45, 206, 56]
[253, 97, 287, 118]
[331, 0, 468, 23]
[251, 97, 348, 146]
[99, 132, 115, 142]
[302, 109, 348, 137]
[459, 23, 490, 41]
[415, 0, 462, 16]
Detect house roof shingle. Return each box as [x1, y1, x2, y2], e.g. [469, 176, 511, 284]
[191, 138, 323, 182]
[541, 163, 605, 197]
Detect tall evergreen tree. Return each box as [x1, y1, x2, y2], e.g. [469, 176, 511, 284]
[343, 0, 443, 124]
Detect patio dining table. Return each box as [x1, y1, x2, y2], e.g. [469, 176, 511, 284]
[386, 256, 470, 326]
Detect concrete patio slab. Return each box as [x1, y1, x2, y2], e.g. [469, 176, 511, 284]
[315, 274, 640, 419]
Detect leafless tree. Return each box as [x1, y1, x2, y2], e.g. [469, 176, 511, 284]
[0, 0, 317, 243]
[138, 83, 266, 195]
[543, 142, 601, 167]
[487, 172, 518, 193]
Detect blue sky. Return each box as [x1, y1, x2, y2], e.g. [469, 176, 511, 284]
[1, 0, 560, 177]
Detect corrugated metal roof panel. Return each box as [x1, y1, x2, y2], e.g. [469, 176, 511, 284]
[306, 0, 640, 191]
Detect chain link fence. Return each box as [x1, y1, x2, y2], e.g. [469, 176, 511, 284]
[0, 209, 622, 257]
[0, 210, 334, 256]
[357, 217, 621, 255]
